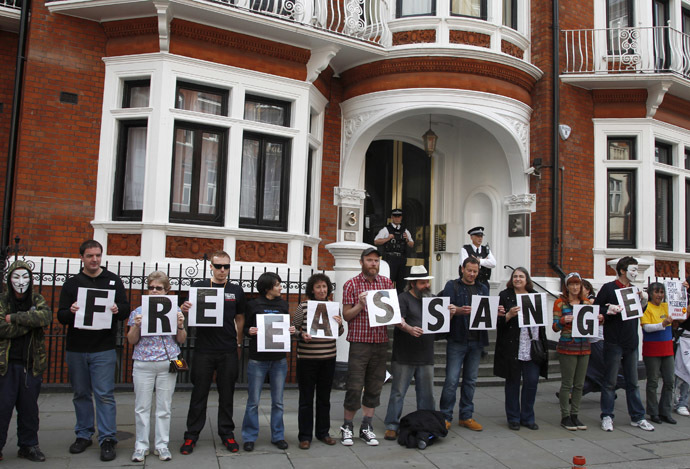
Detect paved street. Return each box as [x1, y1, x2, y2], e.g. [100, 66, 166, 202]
[4, 379, 690, 468]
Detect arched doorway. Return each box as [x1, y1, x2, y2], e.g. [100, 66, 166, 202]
[363, 140, 431, 271]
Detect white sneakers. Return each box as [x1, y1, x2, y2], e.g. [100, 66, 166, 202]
[131, 449, 149, 462]
[340, 425, 354, 446]
[601, 416, 613, 432]
[675, 406, 690, 416]
[155, 447, 172, 461]
[631, 419, 655, 431]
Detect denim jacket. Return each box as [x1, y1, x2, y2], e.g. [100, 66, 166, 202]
[441, 278, 489, 346]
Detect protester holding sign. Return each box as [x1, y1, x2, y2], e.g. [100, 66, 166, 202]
[673, 280, 690, 418]
[57, 240, 129, 462]
[641, 283, 676, 425]
[594, 256, 653, 432]
[242, 272, 295, 452]
[340, 247, 394, 447]
[0, 260, 52, 462]
[384, 266, 436, 441]
[552, 273, 599, 431]
[179, 251, 246, 455]
[439, 257, 493, 432]
[291, 273, 343, 449]
[127, 272, 187, 462]
[493, 267, 547, 431]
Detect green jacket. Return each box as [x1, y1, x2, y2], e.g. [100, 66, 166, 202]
[0, 285, 53, 377]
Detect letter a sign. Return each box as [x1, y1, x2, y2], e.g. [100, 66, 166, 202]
[366, 289, 402, 327]
[470, 296, 499, 330]
[306, 301, 339, 339]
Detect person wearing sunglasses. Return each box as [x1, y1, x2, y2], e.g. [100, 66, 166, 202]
[127, 272, 186, 462]
[179, 251, 246, 455]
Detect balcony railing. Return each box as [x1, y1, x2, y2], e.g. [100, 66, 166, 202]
[0, 0, 21, 9]
[563, 26, 690, 79]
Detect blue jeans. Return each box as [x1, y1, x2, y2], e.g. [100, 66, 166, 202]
[384, 361, 435, 431]
[242, 358, 287, 443]
[674, 377, 689, 409]
[439, 340, 482, 422]
[66, 349, 117, 443]
[600, 343, 645, 421]
[504, 360, 540, 425]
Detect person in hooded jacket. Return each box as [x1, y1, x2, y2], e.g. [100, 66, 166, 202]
[0, 260, 53, 462]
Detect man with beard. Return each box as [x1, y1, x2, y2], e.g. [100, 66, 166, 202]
[383, 266, 436, 441]
[340, 247, 393, 447]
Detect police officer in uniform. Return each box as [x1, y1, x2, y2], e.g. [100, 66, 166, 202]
[460, 226, 496, 290]
[374, 209, 414, 293]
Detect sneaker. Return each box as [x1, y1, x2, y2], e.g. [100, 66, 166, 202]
[131, 448, 148, 462]
[359, 424, 379, 446]
[384, 429, 398, 441]
[18, 446, 46, 462]
[69, 438, 92, 454]
[601, 416, 613, 432]
[100, 438, 117, 462]
[458, 418, 483, 431]
[571, 415, 587, 430]
[676, 406, 690, 416]
[340, 424, 354, 446]
[222, 438, 239, 453]
[631, 419, 654, 431]
[155, 447, 172, 461]
[561, 416, 577, 431]
[180, 439, 195, 455]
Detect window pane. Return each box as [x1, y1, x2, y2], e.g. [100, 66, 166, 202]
[399, 0, 434, 17]
[198, 131, 220, 215]
[123, 80, 150, 108]
[607, 137, 635, 160]
[607, 0, 632, 28]
[655, 141, 672, 164]
[451, 0, 483, 17]
[608, 171, 635, 245]
[171, 129, 195, 213]
[244, 96, 289, 126]
[686, 179, 690, 252]
[685, 148, 690, 170]
[177, 88, 224, 115]
[122, 126, 147, 211]
[655, 174, 672, 249]
[240, 138, 260, 219]
[262, 141, 284, 221]
[503, 0, 517, 29]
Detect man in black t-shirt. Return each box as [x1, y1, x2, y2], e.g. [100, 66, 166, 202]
[383, 266, 436, 440]
[179, 251, 246, 455]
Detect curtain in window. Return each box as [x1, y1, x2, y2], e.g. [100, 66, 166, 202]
[240, 139, 260, 219]
[655, 175, 670, 246]
[262, 141, 284, 222]
[452, 0, 481, 17]
[123, 127, 147, 211]
[171, 129, 194, 213]
[607, 0, 630, 29]
[400, 0, 433, 16]
[198, 132, 219, 215]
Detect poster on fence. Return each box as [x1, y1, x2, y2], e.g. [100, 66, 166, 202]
[615, 286, 643, 321]
[469, 296, 499, 330]
[187, 287, 223, 327]
[665, 280, 688, 320]
[306, 301, 339, 339]
[74, 287, 115, 330]
[572, 304, 598, 338]
[141, 295, 178, 336]
[257, 314, 291, 352]
[366, 289, 402, 327]
[422, 297, 450, 334]
[516, 293, 548, 327]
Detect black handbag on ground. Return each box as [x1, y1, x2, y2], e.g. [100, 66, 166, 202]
[528, 328, 547, 366]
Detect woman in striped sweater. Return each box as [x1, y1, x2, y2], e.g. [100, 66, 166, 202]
[292, 274, 344, 450]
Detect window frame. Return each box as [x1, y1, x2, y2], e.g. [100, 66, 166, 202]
[304, 148, 314, 235]
[450, 0, 487, 20]
[655, 140, 673, 165]
[169, 121, 228, 226]
[607, 136, 636, 160]
[503, 0, 518, 30]
[239, 131, 292, 231]
[122, 79, 150, 109]
[112, 119, 148, 221]
[655, 172, 673, 251]
[244, 94, 291, 127]
[175, 81, 229, 117]
[395, 0, 437, 18]
[607, 168, 636, 248]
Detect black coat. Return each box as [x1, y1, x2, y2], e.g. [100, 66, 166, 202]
[397, 410, 448, 449]
[493, 288, 549, 381]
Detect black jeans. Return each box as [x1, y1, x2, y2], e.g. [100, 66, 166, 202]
[385, 256, 407, 294]
[0, 363, 41, 450]
[184, 351, 238, 440]
[297, 358, 335, 441]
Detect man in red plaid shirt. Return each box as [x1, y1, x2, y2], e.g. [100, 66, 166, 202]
[339, 247, 393, 447]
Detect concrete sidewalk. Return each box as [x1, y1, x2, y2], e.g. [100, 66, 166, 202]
[3, 379, 690, 468]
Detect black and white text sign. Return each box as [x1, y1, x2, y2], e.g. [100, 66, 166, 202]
[470, 296, 499, 330]
[615, 287, 643, 321]
[517, 293, 548, 327]
[187, 288, 223, 327]
[665, 280, 688, 320]
[306, 301, 339, 339]
[75, 287, 115, 330]
[366, 289, 402, 326]
[572, 304, 598, 338]
[257, 314, 291, 352]
[422, 297, 450, 334]
[141, 295, 178, 336]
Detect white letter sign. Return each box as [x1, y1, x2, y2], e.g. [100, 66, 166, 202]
[517, 293, 548, 327]
[187, 287, 223, 327]
[470, 296, 499, 330]
[422, 297, 450, 334]
[572, 304, 597, 338]
[366, 289, 402, 326]
[665, 280, 688, 320]
[74, 287, 115, 330]
[141, 295, 178, 336]
[615, 286, 643, 321]
[257, 314, 291, 352]
[306, 301, 339, 339]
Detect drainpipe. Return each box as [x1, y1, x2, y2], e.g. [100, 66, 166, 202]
[1, 0, 31, 260]
[549, 0, 565, 281]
